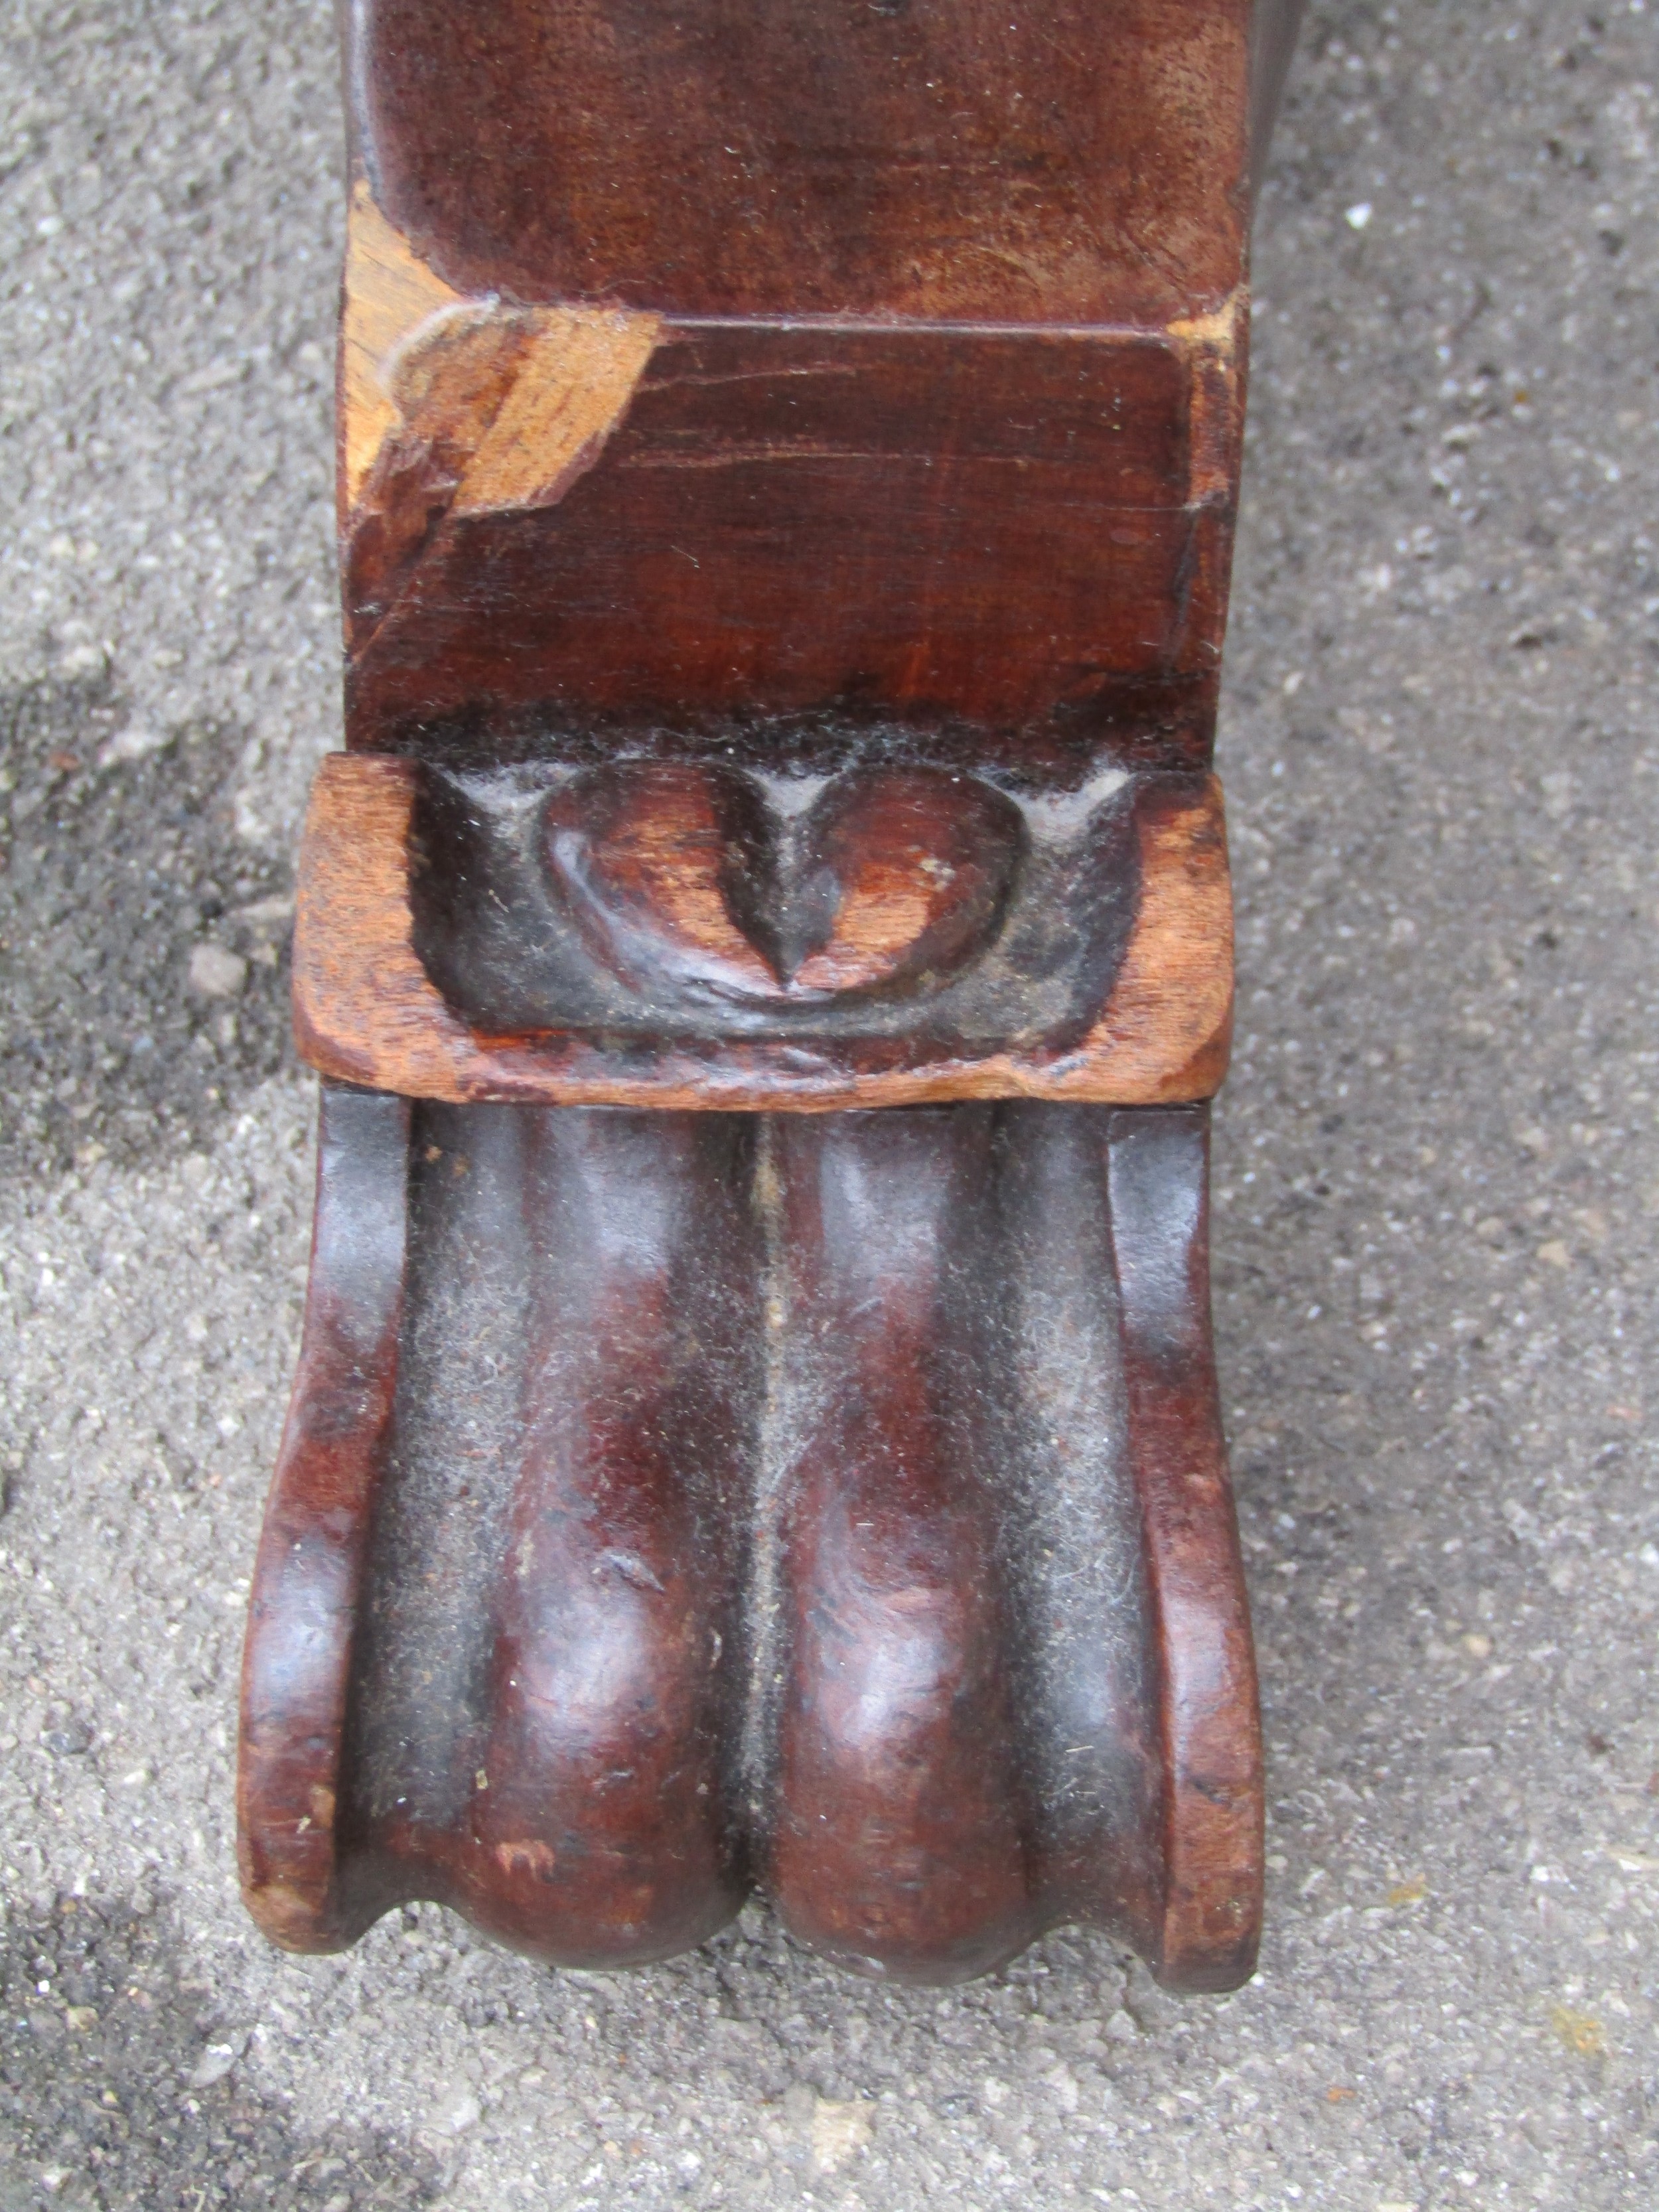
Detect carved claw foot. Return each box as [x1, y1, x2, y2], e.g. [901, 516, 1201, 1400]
[239, 1085, 1260, 1988]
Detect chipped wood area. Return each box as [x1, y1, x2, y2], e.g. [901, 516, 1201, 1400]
[342, 184, 467, 508]
[290, 755, 1232, 1111]
[1167, 285, 1249, 508]
[341, 184, 660, 547]
[451, 314, 660, 514]
[336, 188, 1247, 741]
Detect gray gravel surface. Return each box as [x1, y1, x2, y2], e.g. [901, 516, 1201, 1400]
[3, 2, 1658, 2207]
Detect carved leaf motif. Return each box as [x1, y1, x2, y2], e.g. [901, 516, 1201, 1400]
[542, 762, 1024, 1006]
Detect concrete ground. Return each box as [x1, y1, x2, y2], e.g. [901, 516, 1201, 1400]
[2, 0, 1656, 2205]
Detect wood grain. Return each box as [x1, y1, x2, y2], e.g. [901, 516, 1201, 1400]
[764, 1108, 1033, 1980]
[1108, 1107, 1263, 1988]
[329, 1, 1304, 750]
[238, 0, 1305, 1995]
[350, 0, 1254, 326]
[341, 285, 1241, 749]
[291, 753, 1232, 1110]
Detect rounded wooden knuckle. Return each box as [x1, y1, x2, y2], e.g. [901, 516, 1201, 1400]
[240, 1093, 1263, 1992]
[543, 758, 781, 1002]
[770, 1472, 1035, 1982]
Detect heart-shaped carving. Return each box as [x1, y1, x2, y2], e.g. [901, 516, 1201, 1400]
[543, 761, 782, 1001]
[781, 769, 1023, 998]
[543, 761, 1023, 1005]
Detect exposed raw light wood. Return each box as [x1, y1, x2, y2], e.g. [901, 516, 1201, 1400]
[345, 184, 662, 514]
[341, 183, 466, 508]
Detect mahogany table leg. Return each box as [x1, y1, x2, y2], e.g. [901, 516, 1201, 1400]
[240, 0, 1301, 1991]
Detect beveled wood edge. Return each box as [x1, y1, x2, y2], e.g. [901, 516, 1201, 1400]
[1108, 1106, 1263, 1990]
[289, 755, 1234, 1110]
[340, 180, 1249, 528]
[237, 1086, 411, 1951]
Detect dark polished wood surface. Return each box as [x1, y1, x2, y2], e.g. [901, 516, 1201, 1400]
[237, 1084, 410, 1950]
[241, 0, 1302, 1990]
[352, 0, 1254, 324]
[240, 1088, 1260, 1986]
[332, 2, 1303, 757]
[344, 315, 1236, 749]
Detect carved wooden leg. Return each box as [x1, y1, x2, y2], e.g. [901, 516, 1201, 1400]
[238, 1084, 408, 1953]
[761, 1104, 1259, 1988]
[240, 0, 1303, 1990]
[242, 1092, 1258, 1988]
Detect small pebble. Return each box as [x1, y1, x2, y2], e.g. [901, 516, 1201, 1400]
[187, 943, 247, 999]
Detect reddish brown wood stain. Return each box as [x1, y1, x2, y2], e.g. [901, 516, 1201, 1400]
[240, 0, 1303, 1991]
[335, 0, 1297, 766]
[239, 1090, 1260, 1984]
[344, 319, 1238, 748]
[766, 1110, 1033, 1976]
[237, 1087, 409, 1950]
[355, 0, 1250, 325]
